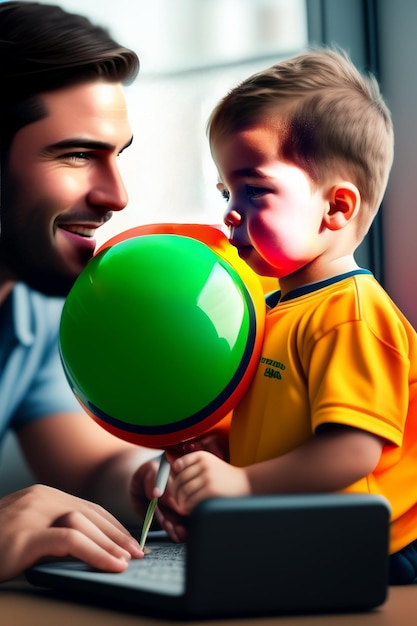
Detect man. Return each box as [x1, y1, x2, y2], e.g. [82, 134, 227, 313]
[0, 1, 159, 581]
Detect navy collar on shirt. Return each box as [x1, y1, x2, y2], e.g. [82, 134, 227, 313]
[265, 269, 373, 308]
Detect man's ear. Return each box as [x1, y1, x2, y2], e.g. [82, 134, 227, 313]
[324, 182, 361, 231]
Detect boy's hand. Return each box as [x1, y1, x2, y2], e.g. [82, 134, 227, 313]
[167, 450, 250, 515]
[130, 456, 187, 542]
[130, 427, 231, 542]
[169, 428, 230, 462]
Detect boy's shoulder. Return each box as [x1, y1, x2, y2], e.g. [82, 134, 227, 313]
[274, 271, 417, 345]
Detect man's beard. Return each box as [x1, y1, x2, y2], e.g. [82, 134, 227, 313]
[17, 266, 77, 297]
[0, 178, 83, 298]
[0, 214, 80, 298]
[0, 237, 78, 297]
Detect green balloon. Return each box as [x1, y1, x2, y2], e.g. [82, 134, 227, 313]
[60, 234, 260, 446]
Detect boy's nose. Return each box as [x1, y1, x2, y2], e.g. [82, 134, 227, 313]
[224, 209, 243, 227]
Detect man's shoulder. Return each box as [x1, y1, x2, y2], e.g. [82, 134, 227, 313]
[11, 283, 65, 344]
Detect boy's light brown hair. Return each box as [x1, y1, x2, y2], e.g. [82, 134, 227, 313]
[207, 48, 394, 240]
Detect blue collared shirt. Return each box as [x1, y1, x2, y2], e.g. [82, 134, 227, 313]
[0, 283, 81, 443]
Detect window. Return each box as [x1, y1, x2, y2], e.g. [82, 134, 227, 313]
[31, 0, 307, 245]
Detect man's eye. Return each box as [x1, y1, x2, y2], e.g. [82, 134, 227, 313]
[61, 151, 91, 162]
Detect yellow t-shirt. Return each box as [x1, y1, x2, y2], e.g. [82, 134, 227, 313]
[230, 270, 417, 553]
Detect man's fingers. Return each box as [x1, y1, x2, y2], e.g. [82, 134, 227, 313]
[52, 510, 142, 558]
[26, 527, 133, 572]
[0, 485, 144, 582]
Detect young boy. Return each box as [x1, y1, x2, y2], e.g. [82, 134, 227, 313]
[162, 48, 417, 584]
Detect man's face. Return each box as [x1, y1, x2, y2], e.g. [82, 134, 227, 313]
[0, 81, 133, 296]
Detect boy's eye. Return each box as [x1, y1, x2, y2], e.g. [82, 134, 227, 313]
[220, 188, 230, 202]
[217, 184, 269, 203]
[247, 185, 267, 198]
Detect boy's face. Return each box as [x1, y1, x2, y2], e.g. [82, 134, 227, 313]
[0, 81, 133, 296]
[211, 121, 331, 284]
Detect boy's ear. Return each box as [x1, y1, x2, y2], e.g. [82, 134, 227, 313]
[324, 182, 361, 231]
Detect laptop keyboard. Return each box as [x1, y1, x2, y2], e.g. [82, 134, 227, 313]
[31, 541, 186, 597]
[123, 541, 186, 595]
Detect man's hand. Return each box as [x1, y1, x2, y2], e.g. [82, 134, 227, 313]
[0, 484, 143, 582]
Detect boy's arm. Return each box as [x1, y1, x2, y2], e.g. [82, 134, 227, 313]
[246, 424, 384, 494]
[167, 424, 384, 516]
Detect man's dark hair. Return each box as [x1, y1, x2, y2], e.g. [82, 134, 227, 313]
[0, 1, 139, 156]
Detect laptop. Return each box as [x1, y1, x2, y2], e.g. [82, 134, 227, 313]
[26, 493, 390, 619]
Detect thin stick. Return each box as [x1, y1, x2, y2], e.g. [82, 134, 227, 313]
[139, 454, 170, 550]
